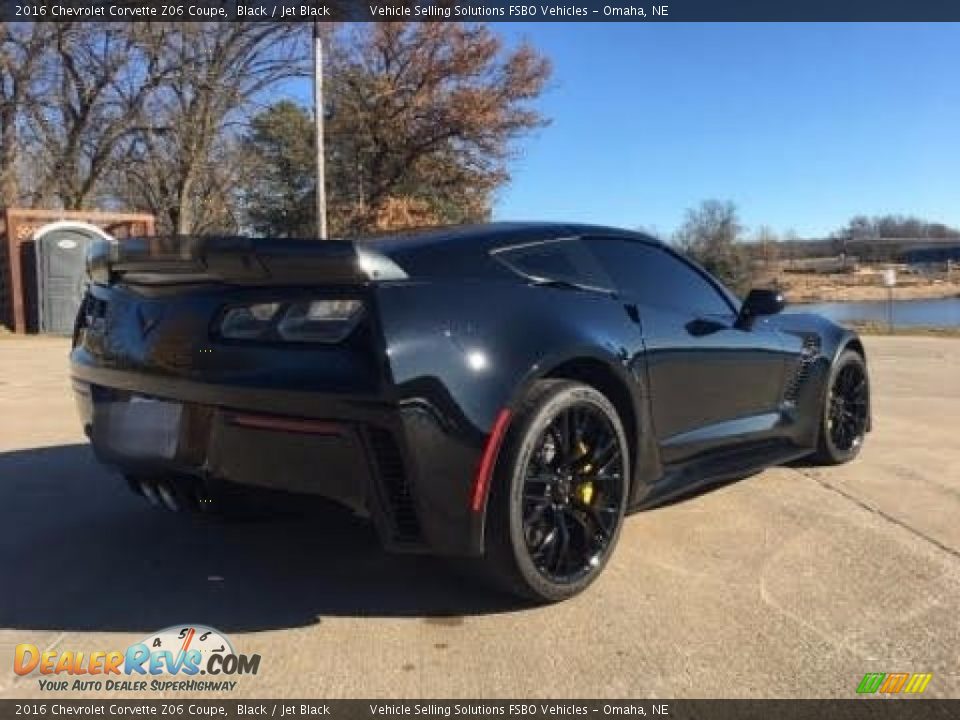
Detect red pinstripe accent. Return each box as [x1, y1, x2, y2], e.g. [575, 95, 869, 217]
[471, 409, 513, 513]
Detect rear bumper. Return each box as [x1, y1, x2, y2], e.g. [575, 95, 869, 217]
[71, 360, 482, 557]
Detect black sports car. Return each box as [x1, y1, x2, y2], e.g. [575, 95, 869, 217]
[71, 223, 870, 601]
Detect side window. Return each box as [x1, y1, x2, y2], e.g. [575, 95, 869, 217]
[492, 238, 613, 290]
[587, 238, 733, 316]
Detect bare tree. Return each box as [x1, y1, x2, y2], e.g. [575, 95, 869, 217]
[754, 225, 780, 263]
[8, 21, 550, 240]
[26, 23, 172, 210]
[0, 22, 51, 208]
[113, 22, 308, 234]
[674, 199, 753, 295]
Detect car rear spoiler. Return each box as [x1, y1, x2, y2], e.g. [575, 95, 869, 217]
[86, 236, 407, 286]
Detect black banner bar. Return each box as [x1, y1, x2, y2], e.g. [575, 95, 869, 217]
[4, 0, 960, 22]
[0, 701, 959, 720]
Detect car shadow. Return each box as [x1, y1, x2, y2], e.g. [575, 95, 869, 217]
[0, 444, 526, 634]
[784, 455, 822, 469]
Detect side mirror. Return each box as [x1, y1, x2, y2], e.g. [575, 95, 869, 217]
[737, 288, 785, 327]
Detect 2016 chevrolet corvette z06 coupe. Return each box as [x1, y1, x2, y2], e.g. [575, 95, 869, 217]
[71, 223, 870, 601]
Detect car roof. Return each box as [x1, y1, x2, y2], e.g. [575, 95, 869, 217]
[361, 221, 660, 257]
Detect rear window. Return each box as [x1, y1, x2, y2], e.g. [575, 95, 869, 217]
[492, 238, 613, 289]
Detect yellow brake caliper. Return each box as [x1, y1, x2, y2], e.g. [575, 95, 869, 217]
[575, 439, 595, 505]
[577, 482, 595, 506]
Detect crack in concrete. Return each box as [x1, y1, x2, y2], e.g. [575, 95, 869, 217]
[796, 468, 960, 562]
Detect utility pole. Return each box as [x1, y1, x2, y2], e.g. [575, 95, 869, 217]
[313, 21, 328, 239]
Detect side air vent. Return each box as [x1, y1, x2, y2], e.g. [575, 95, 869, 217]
[783, 334, 821, 404]
[367, 427, 421, 542]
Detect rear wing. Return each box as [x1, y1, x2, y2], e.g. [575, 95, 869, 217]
[86, 236, 406, 286]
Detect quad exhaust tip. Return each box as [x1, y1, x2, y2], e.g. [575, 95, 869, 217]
[156, 482, 180, 512]
[133, 477, 191, 513]
[139, 480, 161, 507]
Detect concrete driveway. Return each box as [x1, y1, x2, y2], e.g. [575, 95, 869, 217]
[1, 335, 958, 698]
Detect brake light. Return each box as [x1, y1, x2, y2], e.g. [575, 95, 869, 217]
[228, 413, 346, 436]
[217, 299, 364, 343]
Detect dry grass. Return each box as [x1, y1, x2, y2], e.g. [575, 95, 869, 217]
[843, 321, 960, 337]
[757, 263, 960, 303]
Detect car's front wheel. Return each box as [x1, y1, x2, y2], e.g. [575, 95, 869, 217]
[813, 349, 869, 465]
[485, 380, 629, 602]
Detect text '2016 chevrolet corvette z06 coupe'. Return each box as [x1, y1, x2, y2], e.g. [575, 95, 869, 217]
[71, 224, 870, 601]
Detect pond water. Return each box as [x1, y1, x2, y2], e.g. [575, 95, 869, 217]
[787, 297, 960, 328]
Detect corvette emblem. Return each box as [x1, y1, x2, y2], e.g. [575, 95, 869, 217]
[136, 305, 163, 338]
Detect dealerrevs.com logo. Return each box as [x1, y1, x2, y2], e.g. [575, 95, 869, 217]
[14, 625, 260, 693]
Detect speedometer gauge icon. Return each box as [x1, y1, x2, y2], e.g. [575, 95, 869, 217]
[140, 625, 233, 671]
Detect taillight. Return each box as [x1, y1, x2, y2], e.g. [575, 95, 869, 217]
[73, 293, 107, 346]
[217, 299, 364, 343]
[85, 241, 112, 285]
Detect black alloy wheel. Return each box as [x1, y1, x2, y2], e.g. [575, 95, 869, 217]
[485, 380, 629, 602]
[828, 363, 869, 451]
[815, 349, 869, 464]
[522, 404, 624, 584]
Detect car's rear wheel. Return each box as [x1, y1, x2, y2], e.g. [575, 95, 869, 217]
[485, 380, 629, 602]
[813, 349, 869, 465]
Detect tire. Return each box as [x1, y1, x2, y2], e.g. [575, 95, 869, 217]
[812, 349, 869, 465]
[484, 379, 630, 602]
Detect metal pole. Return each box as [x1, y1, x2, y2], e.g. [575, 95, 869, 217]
[887, 286, 893, 334]
[313, 21, 328, 239]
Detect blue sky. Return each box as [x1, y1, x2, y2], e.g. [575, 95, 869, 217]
[284, 23, 959, 238]
[491, 23, 960, 238]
